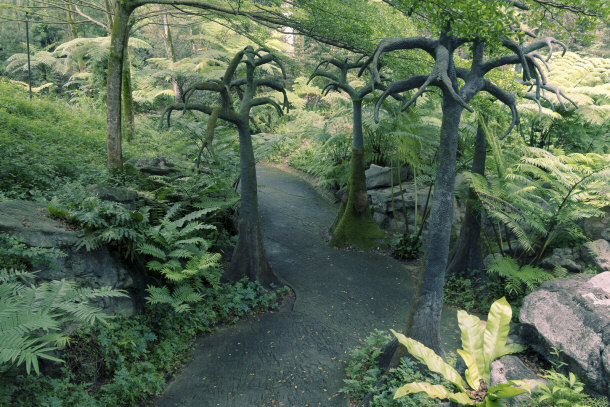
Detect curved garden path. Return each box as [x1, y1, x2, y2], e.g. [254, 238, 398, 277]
[154, 165, 460, 407]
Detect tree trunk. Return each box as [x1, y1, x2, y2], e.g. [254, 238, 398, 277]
[330, 100, 384, 249]
[161, 13, 181, 102]
[106, 2, 131, 171]
[407, 97, 462, 357]
[223, 121, 281, 287]
[122, 42, 136, 142]
[445, 121, 487, 278]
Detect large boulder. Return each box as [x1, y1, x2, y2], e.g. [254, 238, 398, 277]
[368, 182, 465, 235]
[0, 200, 138, 315]
[519, 272, 610, 395]
[581, 239, 610, 272]
[540, 247, 584, 273]
[87, 184, 138, 209]
[365, 164, 409, 189]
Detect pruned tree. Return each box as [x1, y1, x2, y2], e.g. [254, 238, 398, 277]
[307, 56, 389, 249]
[357, 0, 606, 374]
[160, 46, 288, 286]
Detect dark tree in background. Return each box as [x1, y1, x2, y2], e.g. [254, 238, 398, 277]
[162, 46, 289, 287]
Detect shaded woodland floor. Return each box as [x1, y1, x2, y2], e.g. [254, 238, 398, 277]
[154, 165, 461, 407]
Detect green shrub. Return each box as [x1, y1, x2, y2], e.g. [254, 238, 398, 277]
[525, 370, 609, 407]
[47, 195, 150, 261]
[391, 298, 529, 406]
[340, 330, 443, 407]
[0, 81, 108, 199]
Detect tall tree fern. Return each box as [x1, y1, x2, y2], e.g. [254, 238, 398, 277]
[469, 133, 610, 263]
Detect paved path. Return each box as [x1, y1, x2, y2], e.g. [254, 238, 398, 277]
[155, 165, 459, 407]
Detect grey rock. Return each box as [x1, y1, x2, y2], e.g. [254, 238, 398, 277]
[372, 212, 392, 231]
[584, 206, 610, 241]
[519, 272, 610, 394]
[541, 247, 584, 273]
[87, 184, 138, 209]
[483, 253, 503, 268]
[0, 200, 137, 315]
[365, 164, 409, 189]
[127, 156, 179, 176]
[581, 239, 610, 272]
[490, 355, 545, 407]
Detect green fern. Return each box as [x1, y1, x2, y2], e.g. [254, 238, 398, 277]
[469, 129, 610, 261]
[48, 196, 150, 261]
[487, 257, 559, 297]
[139, 204, 222, 311]
[0, 272, 127, 375]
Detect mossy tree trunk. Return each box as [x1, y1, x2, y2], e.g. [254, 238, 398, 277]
[223, 120, 279, 286]
[106, 1, 131, 171]
[161, 12, 182, 102]
[330, 100, 384, 249]
[122, 41, 136, 143]
[308, 59, 389, 249]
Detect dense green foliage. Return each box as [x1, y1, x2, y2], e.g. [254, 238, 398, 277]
[340, 330, 446, 407]
[0, 0, 609, 404]
[0, 67, 287, 405]
[0, 234, 126, 376]
[2, 280, 286, 406]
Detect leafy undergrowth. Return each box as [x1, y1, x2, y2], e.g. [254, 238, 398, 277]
[0, 80, 110, 200]
[340, 330, 448, 407]
[3, 280, 290, 406]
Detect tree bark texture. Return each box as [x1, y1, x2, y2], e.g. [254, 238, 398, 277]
[445, 121, 487, 278]
[408, 97, 463, 357]
[223, 121, 280, 287]
[161, 12, 181, 102]
[106, 2, 131, 171]
[122, 42, 136, 142]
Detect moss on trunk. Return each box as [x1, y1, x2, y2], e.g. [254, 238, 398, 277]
[330, 149, 384, 249]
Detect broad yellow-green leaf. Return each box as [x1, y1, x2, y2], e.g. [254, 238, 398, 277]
[483, 398, 507, 407]
[483, 298, 512, 369]
[487, 383, 528, 399]
[457, 349, 482, 390]
[448, 391, 477, 405]
[496, 343, 526, 359]
[391, 329, 467, 391]
[394, 382, 476, 405]
[507, 380, 531, 393]
[458, 310, 485, 386]
[394, 382, 450, 399]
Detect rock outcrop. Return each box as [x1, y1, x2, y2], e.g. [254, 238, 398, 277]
[364, 164, 409, 189]
[0, 200, 139, 315]
[519, 272, 610, 395]
[540, 247, 584, 273]
[581, 239, 610, 272]
[335, 165, 468, 235]
[490, 355, 546, 407]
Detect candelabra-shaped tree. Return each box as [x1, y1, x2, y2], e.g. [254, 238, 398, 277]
[308, 57, 397, 249]
[360, 27, 575, 362]
[161, 46, 289, 287]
